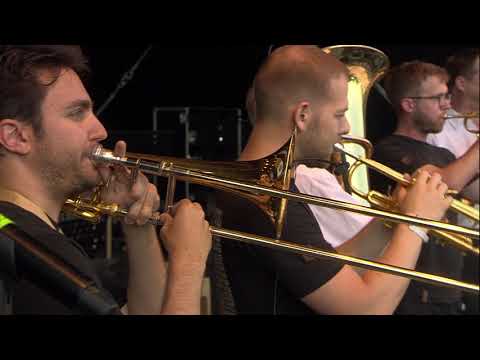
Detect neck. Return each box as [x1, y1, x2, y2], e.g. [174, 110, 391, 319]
[394, 116, 427, 142]
[0, 162, 65, 222]
[239, 120, 293, 161]
[451, 94, 478, 115]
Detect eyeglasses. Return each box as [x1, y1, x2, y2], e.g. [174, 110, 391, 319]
[406, 93, 452, 105]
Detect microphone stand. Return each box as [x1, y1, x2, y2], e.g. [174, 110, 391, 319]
[96, 45, 153, 116]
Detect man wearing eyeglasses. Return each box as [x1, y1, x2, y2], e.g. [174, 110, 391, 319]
[370, 61, 479, 315]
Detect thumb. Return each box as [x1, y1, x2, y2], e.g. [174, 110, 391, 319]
[158, 212, 173, 232]
[403, 173, 412, 182]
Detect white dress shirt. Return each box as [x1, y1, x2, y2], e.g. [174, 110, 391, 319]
[295, 165, 373, 248]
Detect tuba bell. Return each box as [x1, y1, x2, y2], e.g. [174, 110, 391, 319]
[322, 45, 390, 200]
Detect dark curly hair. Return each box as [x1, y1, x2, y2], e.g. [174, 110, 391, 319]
[0, 45, 90, 139]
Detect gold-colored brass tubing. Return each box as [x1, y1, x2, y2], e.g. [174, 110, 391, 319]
[89, 146, 479, 239]
[443, 112, 479, 120]
[170, 168, 479, 238]
[65, 145, 479, 293]
[209, 227, 478, 294]
[367, 191, 479, 255]
[336, 143, 480, 223]
[443, 112, 479, 134]
[337, 142, 479, 255]
[62, 197, 478, 293]
[340, 134, 373, 159]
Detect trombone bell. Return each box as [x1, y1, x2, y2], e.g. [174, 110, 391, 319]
[91, 133, 296, 239]
[60, 140, 480, 293]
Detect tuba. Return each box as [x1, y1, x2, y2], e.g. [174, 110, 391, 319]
[322, 45, 390, 202]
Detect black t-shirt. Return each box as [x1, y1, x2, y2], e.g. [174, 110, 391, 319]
[371, 135, 463, 308]
[371, 134, 457, 194]
[0, 201, 118, 314]
[216, 184, 343, 314]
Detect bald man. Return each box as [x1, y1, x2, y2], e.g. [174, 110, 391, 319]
[216, 46, 452, 315]
[244, 83, 378, 260]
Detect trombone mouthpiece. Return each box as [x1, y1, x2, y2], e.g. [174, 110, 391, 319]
[90, 145, 122, 165]
[334, 143, 360, 161]
[90, 144, 104, 160]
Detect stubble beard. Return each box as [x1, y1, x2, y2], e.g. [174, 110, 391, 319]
[36, 142, 99, 200]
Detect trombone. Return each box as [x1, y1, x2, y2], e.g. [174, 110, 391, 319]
[63, 194, 478, 294]
[61, 138, 480, 294]
[63, 195, 478, 294]
[335, 136, 479, 255]
[88, 140, 479, 239]
[443, 112, 479, 135]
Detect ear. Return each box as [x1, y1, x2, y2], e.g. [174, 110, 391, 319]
[292, 101, 312, 132]
[0, 119, 34, 155]
[400, 98, 415, 114]
[455, 76, 466, 92]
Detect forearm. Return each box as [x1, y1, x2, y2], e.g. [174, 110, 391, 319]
[460, 177, 479, 204]
[336, 219, 391, 261]
[360, 223, 423, 314]
[441, 142, 479, 191]
[123, 224, 167, 315]
[302, 223, 424, 315]
[161, 260, 206, 315]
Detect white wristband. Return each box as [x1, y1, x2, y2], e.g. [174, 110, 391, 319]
[408, 225, 429, 243]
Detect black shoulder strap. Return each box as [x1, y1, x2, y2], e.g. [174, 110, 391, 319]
[0, 231, 15, 315]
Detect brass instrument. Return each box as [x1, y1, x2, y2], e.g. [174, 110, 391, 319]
[59, 142, 479, 293]
[60, 139, 480, 294]
[444, 111, 479, 134]
[61, 45, 478, 294]
[86, 141, 478, 239]
[335, 137, 479, 255]
[322, 45, 390, 201]
[337, 136, 479, 222]
[323, 45, 478, 253]
[63, 194, 478, 293]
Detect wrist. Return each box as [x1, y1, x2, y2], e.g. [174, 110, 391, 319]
[169, 256, 207, 272]
[401, 212, 430, 242]
[123, 224, 158, 247]
[407, 224, 429, 243]
[123, 222, 155, 234]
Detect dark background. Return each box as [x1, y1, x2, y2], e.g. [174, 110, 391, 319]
[73, 43, 479, 209]
[74, 44, 479, 315]
[82, 44, 476, 132]
[76, 43, 479, 217]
